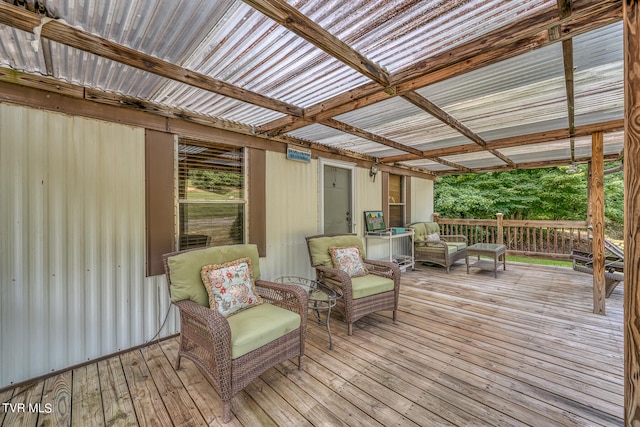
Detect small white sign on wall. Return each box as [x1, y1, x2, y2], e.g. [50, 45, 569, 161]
[286, 145, 311, 163]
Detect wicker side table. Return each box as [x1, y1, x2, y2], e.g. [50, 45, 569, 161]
[466, 243, 506, 278]
[274, 276, 341, 350]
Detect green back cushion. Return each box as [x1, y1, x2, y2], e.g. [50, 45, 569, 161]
[424, 222, 440, 234]
[410, 222, 440, 243]
[350, 274, 395, 299]
[227, 303, 300, 359]
[308, 235, 366, 267]
[409, 223, 427, 242]
[167, 244, 261, 306]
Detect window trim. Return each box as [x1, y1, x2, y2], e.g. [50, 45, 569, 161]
[176, 138, 247, 250]
[145, 136, 267, 276]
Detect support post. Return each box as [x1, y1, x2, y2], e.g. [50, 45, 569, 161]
[590, 131, 606, 315]
[496, 213, 504, 245]
[624, 0, 640, 423]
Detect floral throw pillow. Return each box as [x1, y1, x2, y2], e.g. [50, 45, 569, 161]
[201, 257, 263, 317]
[329, 246, 369, 278]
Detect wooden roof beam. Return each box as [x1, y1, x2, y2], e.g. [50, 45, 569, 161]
[434, 152, 620, 176]
[258, 0, 621, 137]
[0, 1, 303, 117]
[381, 119, 624, 163]
[243, 0, 390, 87]
[402, 92, 517, 169]
[321, 118, 423, 157]
[244, 0, 482, 173]
[555, 0, 578, 163]
[321, 118, 472, 172]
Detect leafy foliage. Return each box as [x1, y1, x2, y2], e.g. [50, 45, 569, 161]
[434, 163, 624, 237]
[189, 170, 242, 193]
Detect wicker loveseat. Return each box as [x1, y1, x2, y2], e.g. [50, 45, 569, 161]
[163, 244, 307, 423]
[305, 233, 400, 336]
[409, 222, 467, 273]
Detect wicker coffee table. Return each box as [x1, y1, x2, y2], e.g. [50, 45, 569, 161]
[466, 243, 506, 278]
[274, 276, 341, 350]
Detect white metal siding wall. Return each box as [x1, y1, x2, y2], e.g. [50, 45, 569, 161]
[411, 177, 434, 222]
[261, 155, 386, 279]
[355, 167, 382, 236]
[0, 104, 178, 387]
[262, 152, 319, 280]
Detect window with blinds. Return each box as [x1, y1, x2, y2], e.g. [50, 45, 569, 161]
[388, 174, 405, 227]
[178, 139, 245, 250]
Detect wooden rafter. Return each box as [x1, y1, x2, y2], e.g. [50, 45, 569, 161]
[401, 92, 517, 169]
[258, 0, 620, 137]
[0, 0, 623, 176]
[0, 1, 303, 117]
[563, 38, 577, 163]
[382, 119, 624, 164]
[321, 118, 472, 172]
[245, 0, 517, 169]
[242, 0, 390, 87]
[435, 151, 619, 176]
[321, 118, 422, 157]
[554, 0, 577, 163]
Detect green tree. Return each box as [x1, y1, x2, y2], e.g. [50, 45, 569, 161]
[189, 169, 242, 193]
[434, 163, 623, 236]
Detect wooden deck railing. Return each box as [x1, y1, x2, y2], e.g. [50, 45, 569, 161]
[433, 213, 590, 261]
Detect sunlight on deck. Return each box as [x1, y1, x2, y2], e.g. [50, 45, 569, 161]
[0, 261, 623, 426]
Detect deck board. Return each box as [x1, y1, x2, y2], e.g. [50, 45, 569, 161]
[0, 261, 624, 426]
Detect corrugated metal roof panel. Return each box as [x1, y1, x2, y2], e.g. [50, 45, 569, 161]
[573, 22, 624, 126]
[416, 43, 568, 141]
[311, 0, 553, 74]
[334, 96, 469, 149]
[0, 26, 46, 72]
[173, 0, 367, 107]
[0, 0, 626, 173]
[441, 151, 506, 169]
[287, 123, 389, 154]
[497, 132, 624, 164]
[402, 158, 457, 172]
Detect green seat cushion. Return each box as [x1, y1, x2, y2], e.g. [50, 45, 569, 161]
[447, 241, 467, 251]
[418, 245, 458, 255]
[350, 274, 394, 299]
[227, 303, 301, 359]
[308, 235, 366, 267]
[167, 244, 261, 306]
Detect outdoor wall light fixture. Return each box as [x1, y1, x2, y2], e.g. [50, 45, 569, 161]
[370, 162, 379, 182]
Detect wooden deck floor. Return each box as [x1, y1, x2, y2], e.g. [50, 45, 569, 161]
[0, 261, 624, 426]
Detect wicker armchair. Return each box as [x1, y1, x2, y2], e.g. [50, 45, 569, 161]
[163, 244, 307, 423]
[305, 233, 400, 336]
[409, 222, 467, 273]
